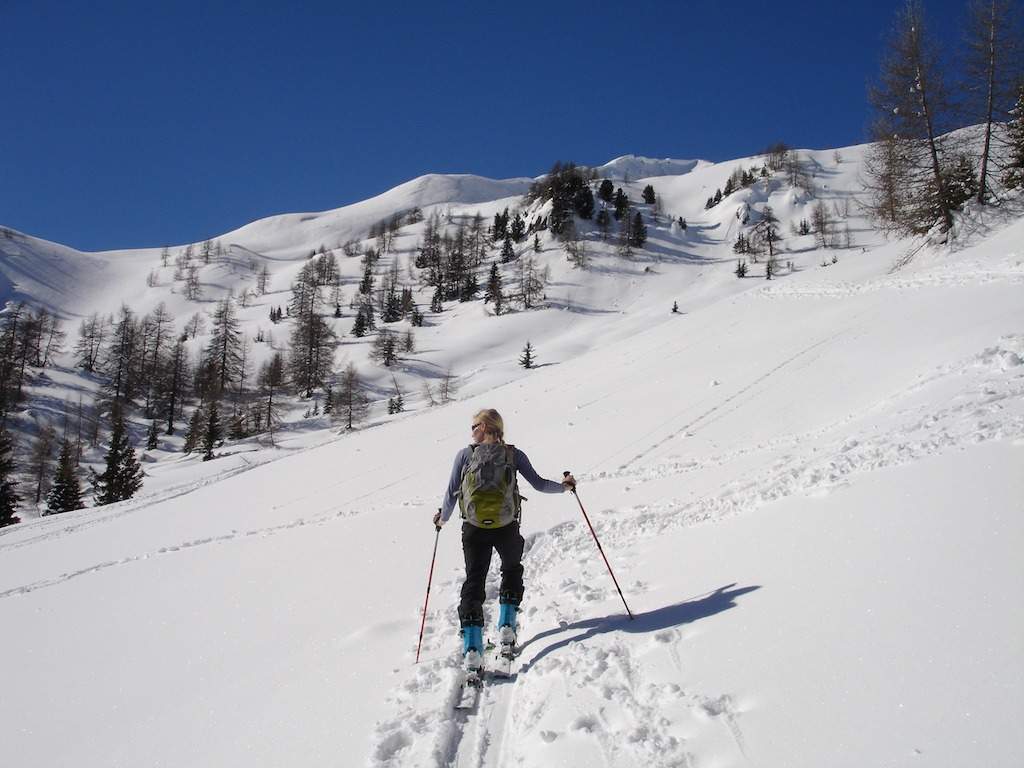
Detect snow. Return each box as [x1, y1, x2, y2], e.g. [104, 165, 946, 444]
[1, 142, 1023, 767]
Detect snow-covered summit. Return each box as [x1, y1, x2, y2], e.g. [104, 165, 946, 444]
[597, 154, 708, 181]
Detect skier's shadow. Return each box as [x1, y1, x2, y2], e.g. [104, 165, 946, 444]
[517, 583, 760, 672]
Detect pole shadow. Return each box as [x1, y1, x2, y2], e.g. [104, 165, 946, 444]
[518, 583, 760, 672]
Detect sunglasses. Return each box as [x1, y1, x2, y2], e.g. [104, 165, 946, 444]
[471, 422, 483, 431]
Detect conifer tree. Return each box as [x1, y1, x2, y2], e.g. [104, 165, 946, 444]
[963, 0, 1021, 202]
[183, 406, 203, 453]
[500, 236, 515, 263]
[46, 440, 84, 514]
[28, 424, 57, 505]
[509, 212, 526, 241]
[388, 375, 404, 414]
[596, 208, 611, 240]
[352, 308, 370, 338]
[1002, 82, 1024, 189]
[461, 272, 480, 302]
[372, 328, 399, 367]
[146, 420, 159, 450]
[336, 363, 369, 430]
[258, 351, 286, 439]
[202, 298, 243, 400]
[630, 211, 648, 248]
[642, 184, 656, 204]
[430, 286, 444, 314]
[573, 186, 595, 219]
[202, 401, 222, 461]
[866, 0, 954, 232]
[613, 188, 629, 220]
[0, 429, 20, 527]
[598, 179, 615, 203]
[533, 234, 542, 252]
[92, 404, 144, 505]
[519, 341, 535, 369]
[484, 263, 504, 315]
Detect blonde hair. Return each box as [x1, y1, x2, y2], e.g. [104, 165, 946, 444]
[473, 408, 505, 442]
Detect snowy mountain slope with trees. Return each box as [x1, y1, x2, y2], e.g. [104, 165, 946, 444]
[1, 203, 1021, 767]
[3, 54, 1024, 760]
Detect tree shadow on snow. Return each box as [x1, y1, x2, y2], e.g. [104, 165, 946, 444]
[517, 583, 761, 672]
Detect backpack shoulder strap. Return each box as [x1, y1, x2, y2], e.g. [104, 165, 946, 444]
[460, 444, 476, 479]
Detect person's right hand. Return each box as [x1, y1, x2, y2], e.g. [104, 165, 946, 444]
[432, 510, 444, 529]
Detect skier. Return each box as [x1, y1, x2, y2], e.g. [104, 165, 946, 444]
[433, 408, 576, 672]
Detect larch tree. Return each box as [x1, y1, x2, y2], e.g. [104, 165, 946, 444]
[866, 0, 955, 234]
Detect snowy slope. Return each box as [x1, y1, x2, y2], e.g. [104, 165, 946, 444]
[1, 145, 1023, 767]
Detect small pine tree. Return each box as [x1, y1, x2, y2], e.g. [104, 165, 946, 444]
[613, 188, 629, 220]
[630, 211, 647, 248]
[533, 234, 542, 253]
[672, 301, 679, 313]
[430, 286, 444, 314]
[735, 260, 748, 278]
[519, 341, 535, 369]
[146, 420, 159, 450]
[0, 430, 21, 527]
[500, 236, 515, 263]
[92, 404, 144, 505]
[352, 308, 369, 338]
[642, 184, 656, 204]
[183, 407, 204, 453]
[228, 411, 248, 439]
[46, 440, 85, 514]
[484, 263, 504, 315]
[336, 363, 370, 430]
[202, 401, 223, 461]
[598, 179, 615, 203]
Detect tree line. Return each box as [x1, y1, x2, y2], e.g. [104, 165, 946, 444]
[864, 0, 1024, 236]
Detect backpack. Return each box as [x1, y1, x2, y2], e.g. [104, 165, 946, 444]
[459, 443, 521, 529]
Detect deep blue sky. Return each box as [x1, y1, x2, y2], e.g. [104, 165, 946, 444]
[3, 0, 969, 251]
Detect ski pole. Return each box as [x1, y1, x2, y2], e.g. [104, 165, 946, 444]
[564, 472, 634, 620]
[415, 514, 443, 664]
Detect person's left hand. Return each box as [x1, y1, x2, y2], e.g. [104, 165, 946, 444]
[562, 472, 577, 491]
[432, 510, 444, 529]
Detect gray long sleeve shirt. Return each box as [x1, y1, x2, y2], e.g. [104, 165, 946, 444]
[440, 444, 565, 523]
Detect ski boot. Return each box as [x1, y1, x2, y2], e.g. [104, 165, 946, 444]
[494, 603, 518, 676]
[461, 625, 484, 688]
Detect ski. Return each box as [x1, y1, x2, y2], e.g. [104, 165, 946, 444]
[454, 669, 483, 710]
[454, 649, 485, 710]
[491, 642, 517, 678]
[489, 634, 520, 678]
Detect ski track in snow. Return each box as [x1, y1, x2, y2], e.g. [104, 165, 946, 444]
[367, 332, 1024, 767]
[0, 470, 420, 600]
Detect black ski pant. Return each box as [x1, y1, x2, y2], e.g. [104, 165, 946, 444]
[458, 521, 524, 627]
